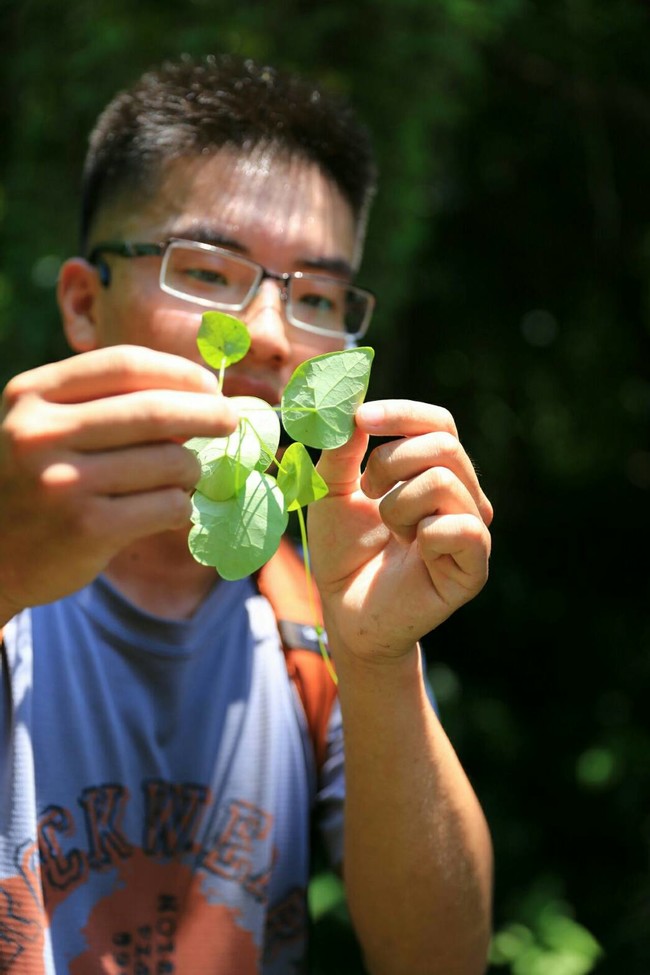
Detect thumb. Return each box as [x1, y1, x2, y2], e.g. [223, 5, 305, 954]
[315, 424, 369, 498]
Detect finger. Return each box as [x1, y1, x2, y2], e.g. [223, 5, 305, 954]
[356, 399, 459, 439]
[64, 389, 238, 449]
[417, 512, 491, 593]
[13, 389, 238, 451]
[3, 346, 219, 406]
[90, 488, 197, 543]
[378, 467, 483, 545]
[40, 443, 202, 496]
[357, 400, 493, 526]
[315, 425, 369, 497]
[361, 431, 492, 524]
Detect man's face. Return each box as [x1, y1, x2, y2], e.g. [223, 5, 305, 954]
[75, 147, 361, 405]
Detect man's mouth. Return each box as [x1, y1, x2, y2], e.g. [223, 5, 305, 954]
[222, 373, 281, 407]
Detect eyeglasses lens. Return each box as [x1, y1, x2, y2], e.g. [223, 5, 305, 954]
[163, 244, 255, 308]
[162, 243, 370, 336]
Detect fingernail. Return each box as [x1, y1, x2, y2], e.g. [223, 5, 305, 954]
[357, 402, 385, 428]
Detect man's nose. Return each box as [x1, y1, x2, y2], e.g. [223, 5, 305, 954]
[242, 279, 292, 363]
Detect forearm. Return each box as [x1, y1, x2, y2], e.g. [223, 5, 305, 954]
[335, 644, 493, 975]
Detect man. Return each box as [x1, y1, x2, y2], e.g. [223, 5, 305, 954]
[0, 54, 493, 974]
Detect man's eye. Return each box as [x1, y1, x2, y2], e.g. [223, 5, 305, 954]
[184, 268, 228, 285]
[299, 293, 335, 311]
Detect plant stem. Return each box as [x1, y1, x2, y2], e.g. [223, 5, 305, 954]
[218, 357, 227, 392]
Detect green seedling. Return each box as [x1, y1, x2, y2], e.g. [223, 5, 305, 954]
[187, 310, 374, 682]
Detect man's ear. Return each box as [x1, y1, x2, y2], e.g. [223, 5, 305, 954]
[57, 258, 102, 352]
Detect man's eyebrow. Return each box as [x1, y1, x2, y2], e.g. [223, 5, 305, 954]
[300, 256, 355, 278]
[168, 223, 355, 278]
[169, 223, 246, 252]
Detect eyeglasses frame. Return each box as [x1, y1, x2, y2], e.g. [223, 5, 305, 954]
[86, 237, 375, 339]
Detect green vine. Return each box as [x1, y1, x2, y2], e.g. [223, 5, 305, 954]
[186, 311, 374, 682]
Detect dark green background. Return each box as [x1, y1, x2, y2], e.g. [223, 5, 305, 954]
[2, 1, 649, 972]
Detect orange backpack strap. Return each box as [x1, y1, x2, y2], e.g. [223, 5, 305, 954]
[256, 537, 338, 774]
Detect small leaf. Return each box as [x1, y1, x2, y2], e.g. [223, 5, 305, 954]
[197, 311, 250, 369]
[186, 425, 261, 501]
[185, 436, 214, 457]
[277, 442, 328, 511]
[188, 471, 288, 579]
[230, 396, 281, 472]
[281, 347, 374, 449]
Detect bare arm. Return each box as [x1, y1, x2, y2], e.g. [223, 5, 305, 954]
[0, 346, 237, 623]
[308, 400, 494, 975]
[332, 649, 492, 975]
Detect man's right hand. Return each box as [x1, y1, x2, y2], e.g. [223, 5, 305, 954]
[0, 345, 238, 623]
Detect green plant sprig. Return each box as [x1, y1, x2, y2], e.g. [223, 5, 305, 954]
[186, 311, 374, 682]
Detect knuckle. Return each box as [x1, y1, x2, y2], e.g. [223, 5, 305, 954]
[460, 515, 492, 561]
[434, 430, 461, 459]
[38, 460, 82, 492]
[1, 396, 48, 459]
[132, 387, 161, 415]
[377, 488, 404, 527]
[2, 372, 36, 408]
[24, 497, 101, 561]
[66, 495, 102, 539]
[371, 440, 393, 466]
[464, 514, 490, 546]
[74, 496, 124, 546]
[438, 406, 458, 436]
[363, 440, 396, 486]
[140, 389, 183, 427]
[426, 465, 456, 492]
[109, 344, 148, 378]
[165, 488, 193, 526]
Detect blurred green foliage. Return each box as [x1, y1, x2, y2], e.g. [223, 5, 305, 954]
[2, 0, 650, 972]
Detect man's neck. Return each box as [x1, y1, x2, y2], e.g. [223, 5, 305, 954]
[104, 528, 220, 620]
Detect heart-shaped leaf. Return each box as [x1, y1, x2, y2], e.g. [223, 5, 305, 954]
[188, 471, 288, 579]
[185, 424, 261, 501]
[277, 442, 329, 511]
[196, 311, 250, 370]
[281, 347, 374, 449]
[230, 396, 281, 473]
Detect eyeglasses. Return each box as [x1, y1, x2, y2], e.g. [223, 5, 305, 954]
[87, 238, 375, 339]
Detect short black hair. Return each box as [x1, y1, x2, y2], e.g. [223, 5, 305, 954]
[80, 53, 378, 252]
